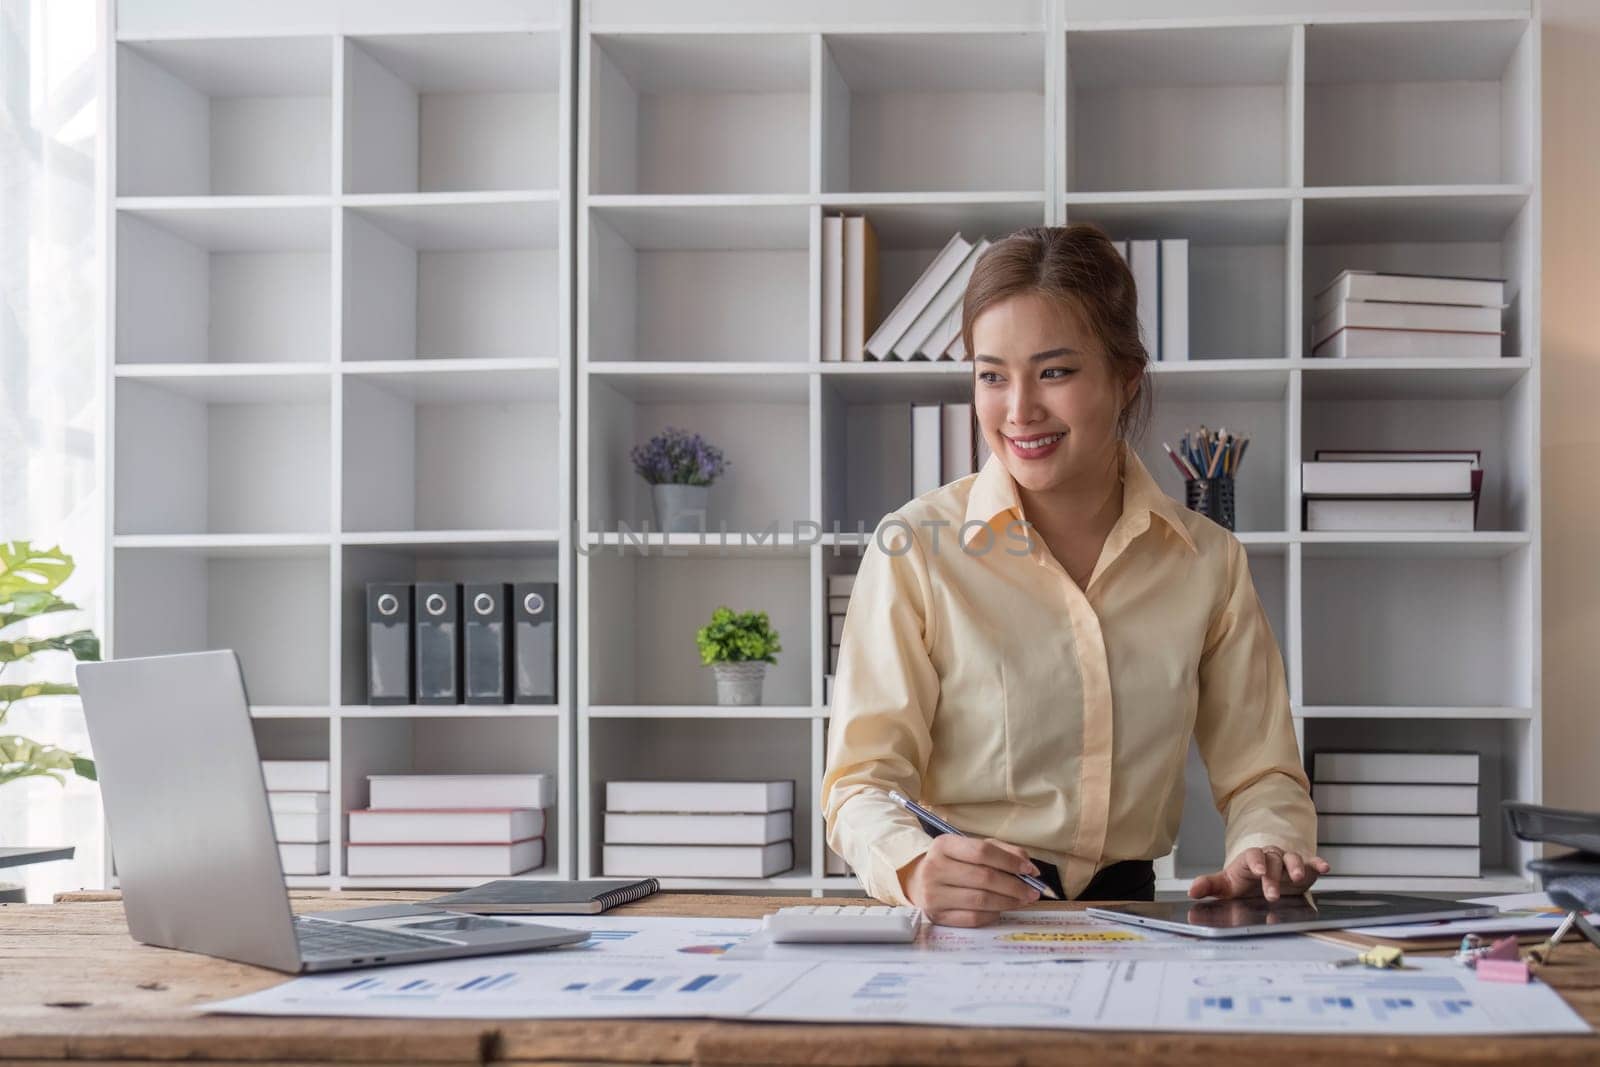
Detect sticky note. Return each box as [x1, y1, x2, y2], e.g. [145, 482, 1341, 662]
[1476, 958, 1531, 984]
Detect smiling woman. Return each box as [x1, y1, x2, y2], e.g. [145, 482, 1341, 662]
[820, 224, 1327, 928]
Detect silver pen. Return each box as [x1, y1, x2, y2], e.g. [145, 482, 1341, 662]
[889, 789, 1059, 900]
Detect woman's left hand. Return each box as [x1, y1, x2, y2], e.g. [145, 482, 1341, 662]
[1187, 846, 1331, 902]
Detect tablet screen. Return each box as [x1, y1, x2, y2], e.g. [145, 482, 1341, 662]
[1094, 892, 1494, 933]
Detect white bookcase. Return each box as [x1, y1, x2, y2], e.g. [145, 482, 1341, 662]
[577, 0, 1542, 896]
[104, 0, 575, 889]
[103, 0, 1543, 898]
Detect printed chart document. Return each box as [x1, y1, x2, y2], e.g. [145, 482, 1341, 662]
[722, 909, 1349, 964]
[202, 916, 1590, 1034]
[205, 956, 812, 1020]
[749, 958, 1591, 1035]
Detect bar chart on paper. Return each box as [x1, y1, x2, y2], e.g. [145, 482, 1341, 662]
[208, 956, 812, 1019]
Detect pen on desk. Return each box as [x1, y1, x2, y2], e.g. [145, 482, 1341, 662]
[888, 790, 1060, 901]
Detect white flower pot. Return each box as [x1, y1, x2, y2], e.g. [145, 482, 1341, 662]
[652, 484, 708, 533]
[711, 661, 767, 706]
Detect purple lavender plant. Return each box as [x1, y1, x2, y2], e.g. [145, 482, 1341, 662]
[629, 426, 729, 486]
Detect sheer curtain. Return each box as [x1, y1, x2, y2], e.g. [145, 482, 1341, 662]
[0, 0, 104, 901]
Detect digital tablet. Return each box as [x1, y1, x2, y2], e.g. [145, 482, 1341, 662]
[1086, 892, 1498, 938]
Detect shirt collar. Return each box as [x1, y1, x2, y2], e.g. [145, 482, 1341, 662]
[961, 441, 1198, 555]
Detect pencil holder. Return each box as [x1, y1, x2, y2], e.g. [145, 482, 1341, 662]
[1185, 476, 1236, 531]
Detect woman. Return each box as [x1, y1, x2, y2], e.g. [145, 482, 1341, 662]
[821, 224, 1328, 928]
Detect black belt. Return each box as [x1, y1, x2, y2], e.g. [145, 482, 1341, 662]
[1033, 857, 1156, 902]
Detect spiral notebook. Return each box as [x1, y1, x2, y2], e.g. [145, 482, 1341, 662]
[424, 877, 659, 915]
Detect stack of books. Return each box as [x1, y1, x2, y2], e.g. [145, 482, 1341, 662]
[263, 760, 330, 876]
[602, 780, 796, 878]
[1312, 751, 1481, 877]
[1311, 270, 1505, 359]
[910, 401, 992, 498]
[822, 228, 988, 362]
[1302, 450, 1482, 532]
[1111, 239, 1189, 362]
[345, 773, 552, 878]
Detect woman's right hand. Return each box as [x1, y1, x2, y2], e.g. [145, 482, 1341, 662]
[898, 834, 1043, 927]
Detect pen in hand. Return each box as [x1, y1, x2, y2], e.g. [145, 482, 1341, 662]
[889, 790, 1060, 901]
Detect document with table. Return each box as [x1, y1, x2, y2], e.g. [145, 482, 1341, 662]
[202, 912, 1590, 1035]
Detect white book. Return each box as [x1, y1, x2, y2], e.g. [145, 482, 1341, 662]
[605, 780, 795, 814]
[911, 402, 942, 496]
[1306, 497, 1475, 533]
[1312, 751, 1479, 784]
[895, 239, 990, 360]
[821, 214, 843, 362]
[946, 329, 967, 360]
[345, 838, 545, 877]
[261, 761, 329, 792]
[1128, 239, 1161, 361]
[1313, 782, 1478, 815]
[824, 847, 852, 876]
[1316, 450, 1480, 468]
[942, 402, 974, 481]
[866, 233, 972, 360]
[828, 573, 855, 596]
[278, 841, 330, 876]
[1302, 461, 1475, 497]
[823, 673, 833, 705]
[828, 595, 850, 613]
[830, 614, 844, 643]
[271, 811, 330, 844]
[347, 808, 545, 844]
[1318, 814, 1481, 847]
[921, 301, 963, 361]
[842, 215, 878, 363]
[1159, 238, 1188, 362]
[267, 791, 330, 814]
[602, 841, 794, 879]
[367, 774, 553, 811]
[1313, 270, 1505, 317]
[1311, 326, 1501, 359]
[1317, 844, 1481, 878]
[1311, 299, 1502, 347]
[604, 810, 792, 846]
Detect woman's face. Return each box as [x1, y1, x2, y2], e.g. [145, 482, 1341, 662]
[970, 291, 1135, 495]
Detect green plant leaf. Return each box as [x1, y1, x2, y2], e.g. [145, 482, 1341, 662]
[0, 734, 82, 788]
[694, 605, 781, 665]
[0, 589, 77, 630]
[0, 631, 101, 664]
[0, 682, 79, 704]
[72, 756, 97, 781]
[0, 542, 74, 599]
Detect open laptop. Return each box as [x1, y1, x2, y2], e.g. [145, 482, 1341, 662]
[77, 649, 589, 973]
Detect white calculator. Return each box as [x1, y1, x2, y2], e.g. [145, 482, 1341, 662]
[762, 904, 923, 943]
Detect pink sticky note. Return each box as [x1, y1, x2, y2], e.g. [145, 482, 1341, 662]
[1486, 936, 1521, 961]
[1477, 958, 1531, 984]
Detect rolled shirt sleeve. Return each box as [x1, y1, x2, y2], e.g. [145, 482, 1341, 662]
[820, 514, 941, 906]
[1193, 536, 1318, 865]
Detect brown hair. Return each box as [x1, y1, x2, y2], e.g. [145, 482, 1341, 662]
[960, 223, 1152, 442]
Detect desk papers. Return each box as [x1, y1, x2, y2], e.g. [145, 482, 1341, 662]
[202, 915, 1589, 1035]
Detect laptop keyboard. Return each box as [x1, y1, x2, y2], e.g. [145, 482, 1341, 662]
[293, 916, 457, 960]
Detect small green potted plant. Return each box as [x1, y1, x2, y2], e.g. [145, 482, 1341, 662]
[695, 606, 780, 706]
[629, 427, 727, 534]
[0, 542, 100, 902]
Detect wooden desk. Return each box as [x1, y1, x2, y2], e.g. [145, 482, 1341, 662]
[3, 891, 1598, 1066]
